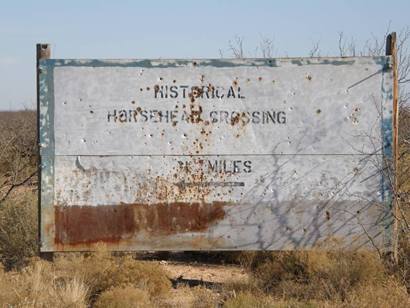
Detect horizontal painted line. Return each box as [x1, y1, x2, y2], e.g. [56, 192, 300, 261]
[176, 181, 245, 188]
[53, 153, 382, 157]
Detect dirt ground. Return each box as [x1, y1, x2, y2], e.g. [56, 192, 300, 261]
[159, 260, 248, 307]
[162, 260, 249, 284]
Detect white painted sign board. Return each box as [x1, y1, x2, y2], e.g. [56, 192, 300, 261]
[39, 57, 394, 252]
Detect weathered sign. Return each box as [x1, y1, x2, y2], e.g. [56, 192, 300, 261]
[38, 54, 395, 252]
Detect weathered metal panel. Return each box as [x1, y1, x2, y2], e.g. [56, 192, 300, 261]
[39, 57, 394, 252]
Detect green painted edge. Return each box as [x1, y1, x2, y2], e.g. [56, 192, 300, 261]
[43, 56, 388, 68]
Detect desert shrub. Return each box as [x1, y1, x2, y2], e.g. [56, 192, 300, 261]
[223, 280, 409, 307]
[223, 292, 275, 308]
[54, 249, 171, 298]
[223, 294, 337, 308]
[0, 111, 39, 270]
[0, 190, 37, 269]
[0, 110, 37, 175]
[0, 260, 88, 307]
[252, 251, 387, 301]
[94, 285, 152, 308]
[190, 286, 219, 308]
[0, 110, 38, 269]
[0, 111, 37, 206]
[0, 252, 172, 307]
[397, 233, 410, 292]
[152, 285, 192, 308]
[111, 256, 171, 296]
[345, 278, 410, 308]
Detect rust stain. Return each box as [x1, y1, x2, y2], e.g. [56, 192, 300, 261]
[230, 113, 241, 126]
[133, 201, 226, 234]
[55, 204, 136, 245]
[54, 201, 228, 246]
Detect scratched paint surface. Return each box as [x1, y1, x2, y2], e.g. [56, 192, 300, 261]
[39, 57, 394, 252]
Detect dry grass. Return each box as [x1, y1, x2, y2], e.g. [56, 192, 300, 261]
[253, 251, 385, 300]
[0, 202, 400, 306]
[223, 292, 276, 308]
[0, 260, 88, 307]
[222, 250, 410, 307]
[224, 294, 333, 308]
[398, 234, 410, 292]
[345, 278, 409, 308]
[151, 284, 221, 308]
[0, 250, 172, 307]
[53, 248, 171, 297]
[190, 286, 220, 308]
[94, 285, 153, 308]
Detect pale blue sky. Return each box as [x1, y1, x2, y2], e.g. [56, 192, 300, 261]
[0, 0, 409, 110]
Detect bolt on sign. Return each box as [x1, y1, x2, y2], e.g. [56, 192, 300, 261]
[38, 47, 397, 252]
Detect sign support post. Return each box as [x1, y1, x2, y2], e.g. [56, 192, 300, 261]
[36, 44, 53, 261]
[386, 32, 399, 262]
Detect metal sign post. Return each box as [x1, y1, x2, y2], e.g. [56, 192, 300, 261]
[37, 43, 52, 260]
[386, 32, 399, 261]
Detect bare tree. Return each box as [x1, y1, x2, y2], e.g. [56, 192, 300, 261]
[228, 36, 245, 59]
[337, 32, 357, 57]
[337, 26, 410, 108]
[309, 40, 321, 57]
[258, 37, 274, 58]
